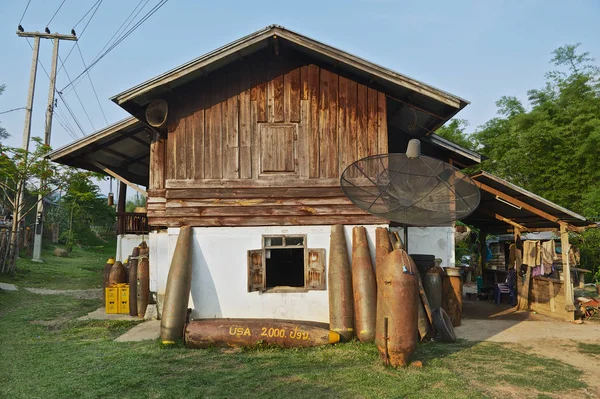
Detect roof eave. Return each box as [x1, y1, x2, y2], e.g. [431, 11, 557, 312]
[111, 25, 468, 112]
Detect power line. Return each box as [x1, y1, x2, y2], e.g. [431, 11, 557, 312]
[73, 0, 101, 29]
[0, 107, 26, 115]
[26, 38, 87, 138]
[57, 92, 86, 136]
[46, 0, 67, 27]
[58, 55, 96, 131]
[18, 0, 32, 25]
[61, 0, 168, 93]
[76, 42, 108, 124]
[58, 0, 103, 72]
[63, 0, 149, 93]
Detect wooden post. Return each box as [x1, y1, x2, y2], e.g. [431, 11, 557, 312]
[117, 182, 127, 236]
[559, 222, 575, 311]
[478, 230, 486, 277]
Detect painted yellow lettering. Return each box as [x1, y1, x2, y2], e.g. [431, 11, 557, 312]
[243, 328, 251, 336]
[261, 327, 267, 337]
[301, 332, 309, 340]
[229, 327, 236, 336]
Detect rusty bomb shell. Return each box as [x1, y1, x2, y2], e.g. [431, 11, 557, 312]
[136, 254, 150, 318]
[108, 261, 127, 286]
[352, 226, 377, 342]
[128, 246, 140, 316]
[161, 225, 193, 344]
[442, 267, 462, 327]
[375, 227, 392, 279]
[103, 257, 115, 300]
[375, 249, 418, 367]
[328, 225, 354, 341]
[424, 267, 443, 310]
[184, 319, 340, 349]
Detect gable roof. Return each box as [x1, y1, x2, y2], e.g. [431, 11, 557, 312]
[111, 25, 469, 137]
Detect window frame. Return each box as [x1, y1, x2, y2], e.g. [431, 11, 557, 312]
[247, 234, 325, 293]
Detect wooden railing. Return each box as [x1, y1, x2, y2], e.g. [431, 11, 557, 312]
[117, 212, 149, 235]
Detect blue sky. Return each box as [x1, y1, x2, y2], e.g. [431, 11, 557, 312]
[1, 0, 599, 157]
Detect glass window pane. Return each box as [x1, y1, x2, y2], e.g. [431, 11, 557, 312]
[286, 236, 304, 246]
[264, 236, 283, 247]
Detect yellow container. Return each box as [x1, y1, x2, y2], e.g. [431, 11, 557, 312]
[117, 284, 130, 314]
[105, 287, 118, 314]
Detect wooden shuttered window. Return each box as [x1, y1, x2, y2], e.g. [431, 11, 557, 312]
[247, 235, 326, 292]
[247, 249, 265, 292]
[258, 124, 298, 175]
[306, 248, 326, 290]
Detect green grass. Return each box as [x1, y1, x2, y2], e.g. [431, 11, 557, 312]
[0, 245, 589, 399]
[0, 242, 115, 290]
[577, 342, 600, 357]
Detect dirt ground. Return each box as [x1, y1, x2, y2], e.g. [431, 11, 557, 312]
[458, 299, 600, 398]
[24, 287, 101, 300]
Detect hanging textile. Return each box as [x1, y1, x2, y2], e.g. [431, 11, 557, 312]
[569, 246, 581, 266]
[508, 243, 522, 269]
[522, 240, 541, 267]
[540, 240, 558, 275]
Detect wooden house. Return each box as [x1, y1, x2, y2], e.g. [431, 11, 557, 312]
[49, 25, 492, 322]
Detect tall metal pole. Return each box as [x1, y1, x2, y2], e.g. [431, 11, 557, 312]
[32, 38, 60, 262]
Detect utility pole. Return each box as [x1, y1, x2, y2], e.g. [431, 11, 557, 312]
[16, 30, 77, 263]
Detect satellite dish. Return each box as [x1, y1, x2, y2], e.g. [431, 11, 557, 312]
[340, 139, 480, 226]
[146, 99, 168, 128]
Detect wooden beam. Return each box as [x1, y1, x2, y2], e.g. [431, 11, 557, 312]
[507, 227, 559, 233]
[92, 161, 147, 197]
[475, 181, 560, 223]
[559, 222, 575, 312]
[482, 209, 526, 230]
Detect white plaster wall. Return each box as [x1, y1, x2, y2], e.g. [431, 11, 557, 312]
[405, 226, 455, 267]
[115, 234, 146, 263]
[149, 225, 385, 323]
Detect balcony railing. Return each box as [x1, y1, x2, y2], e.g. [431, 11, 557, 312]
[117, 212, 149, 235]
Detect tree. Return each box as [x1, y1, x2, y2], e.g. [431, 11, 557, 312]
[0, 84, 9, 141]
[0, 138, 103, 273]
[435, 119, 476, 151]
[126, 192, 146, 212]
[473, 43, 600, 217]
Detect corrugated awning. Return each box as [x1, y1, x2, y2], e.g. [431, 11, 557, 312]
[48, 117, 151, 187]
[462, 171, 595, 233]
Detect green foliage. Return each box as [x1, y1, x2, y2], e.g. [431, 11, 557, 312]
[125, 192, 147, 212]
[473, 43, 600, 217]
[48, 175, 115, 248]
[435, 119, 476, 151]
[0, 84, 8, 141]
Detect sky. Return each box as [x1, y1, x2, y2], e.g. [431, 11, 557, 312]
[1, 0, 599, 195]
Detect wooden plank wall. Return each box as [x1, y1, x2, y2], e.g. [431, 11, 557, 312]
[148, 51, 388, 228]
[529, 276, 574, 321]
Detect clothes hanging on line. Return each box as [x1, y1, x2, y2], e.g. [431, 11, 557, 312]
[540, 240, 558, 275]
[508, 243, 522, 270]
[522, 240, 541, 267]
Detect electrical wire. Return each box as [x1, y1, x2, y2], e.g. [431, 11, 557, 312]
[58, 55, 96, 131]
[18, 0, 32, 25]
[0, 107, 26, 115]
[63, 0, 149, 93]
[56, 93, 86, 136]
[76, 43, 108, 124]
[26, 38, 87, 138]
[58, 0, 103, 72]
[73, 0, 101, 29]
[46, 0, 67, 27]
[60, 0, 168, 93]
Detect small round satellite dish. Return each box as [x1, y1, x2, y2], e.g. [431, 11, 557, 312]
[340, 140, 480, 226]
[146, 99, 168, 127]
